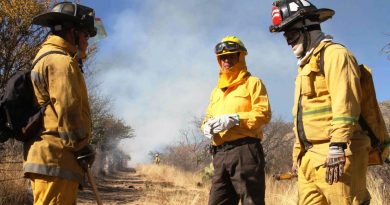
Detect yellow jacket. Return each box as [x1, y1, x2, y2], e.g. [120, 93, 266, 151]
[23, 35, 92, 182]
[203, 76, 271, 146]
[292, 41, 370, 167]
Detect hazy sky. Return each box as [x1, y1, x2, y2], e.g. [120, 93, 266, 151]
[81, 0, 390, 165]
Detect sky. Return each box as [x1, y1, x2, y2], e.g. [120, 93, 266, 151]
[80, 0, 390, 165]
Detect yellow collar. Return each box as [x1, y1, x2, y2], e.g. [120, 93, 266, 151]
[217, 53, 251, 89]
[43, 35, 77, 56]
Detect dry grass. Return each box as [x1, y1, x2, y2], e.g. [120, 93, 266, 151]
[135, 164, 388, 205]
[0, 141, 29, 205]
[135, 164, 210, 205]
[367, 171, 389, 205]
[0, 148, 388, 205]
[265, 176, 297, 205]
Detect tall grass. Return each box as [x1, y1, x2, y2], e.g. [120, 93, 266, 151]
[367, 171, 389, 205]
[0, 156, 387, 204]
[136, 164, 210, 205]
[0, 141, 29, 205]
[265, 176, 297, 205]
[135, 164, 387, 205]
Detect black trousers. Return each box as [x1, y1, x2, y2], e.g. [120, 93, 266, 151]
[208, 138, 265, 205]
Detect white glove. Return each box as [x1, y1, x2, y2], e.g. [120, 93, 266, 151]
[203, 122, 214, 139]
[207, 114, 240, 134]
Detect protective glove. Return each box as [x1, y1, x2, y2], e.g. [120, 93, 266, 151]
[207, 114, 240, 134]
[76, 145, 96, 170]
[323, 145, 346, 185]
[203, 121, 214, 139]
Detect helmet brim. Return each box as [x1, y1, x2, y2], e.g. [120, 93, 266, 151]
[314, 8, 335, 23]
[217, 50, 249, 56]
[32, 12, 80, 27]
[216, 50, 240, 56]
[269, 8, 335, 33]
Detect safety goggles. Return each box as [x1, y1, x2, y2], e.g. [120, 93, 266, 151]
[215, 41, 247, 54]
[283, 29, 302, 45]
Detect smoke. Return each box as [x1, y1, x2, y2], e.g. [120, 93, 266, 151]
[92, 0, 297, 165]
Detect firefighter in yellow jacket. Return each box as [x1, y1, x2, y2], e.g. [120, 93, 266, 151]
[25, 2, 97, 204]
[202, 36, 271, 205]
[269, 1, 370, 204]
[154, 154, 161, 165]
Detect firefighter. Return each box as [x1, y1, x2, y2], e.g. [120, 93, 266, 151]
[202, 36, 271, 205]
[269, 1, 371, 204]
[154, 154, 161, 165]
[25, 2, 98, 204]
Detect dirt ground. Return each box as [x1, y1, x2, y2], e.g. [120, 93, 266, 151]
[77, 170, 146, 205]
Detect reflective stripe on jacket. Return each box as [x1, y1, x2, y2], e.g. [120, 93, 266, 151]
[24, 35, 92, 182]
[292, 41, 367, 167]
[204, 76, 271, 146]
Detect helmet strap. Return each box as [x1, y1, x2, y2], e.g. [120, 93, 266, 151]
[300, 21, 321, 56]
[73, 30, 80, 47]
[72, 30, 85, 73]
[302, 29, 309, 56]
[303, 24, 321, 32]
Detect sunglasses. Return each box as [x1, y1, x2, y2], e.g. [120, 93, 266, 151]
[283, 29, 302, 45]
[215, 41, 247, 54]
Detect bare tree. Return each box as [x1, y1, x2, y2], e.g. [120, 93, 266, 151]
[158, 116, 211, 171]
[90, 109, 135, 175]
[262, 116, 294, 173]
[0, 0, 51, 88]
[382, 35, 390, 61]
[83, 56, 136, 174]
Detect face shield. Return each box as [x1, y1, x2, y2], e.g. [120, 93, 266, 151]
[88, 17, 107, 45]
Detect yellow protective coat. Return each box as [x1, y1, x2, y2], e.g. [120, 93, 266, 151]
[203, 53, 271, 146]
[292, 41, 371, 204]
[292, 41, 372, 167]
[24, 35, 92, 183]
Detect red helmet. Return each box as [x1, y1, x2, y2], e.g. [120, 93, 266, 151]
[32, 2, 97, 37]
[269, 0, 334, 33]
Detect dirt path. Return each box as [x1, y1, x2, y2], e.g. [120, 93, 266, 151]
[77, 170, 145, 205]
[77, 166, 209, 205]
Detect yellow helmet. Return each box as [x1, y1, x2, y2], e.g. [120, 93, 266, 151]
[215, 36, 247, 56]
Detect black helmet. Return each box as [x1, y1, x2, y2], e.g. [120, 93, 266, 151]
[32, 1, 97, 37]
[269, 0, 334, 33]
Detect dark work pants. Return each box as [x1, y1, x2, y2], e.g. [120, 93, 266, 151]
[208, 140, 265, 205]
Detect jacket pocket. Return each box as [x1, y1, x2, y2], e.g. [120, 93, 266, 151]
[314, 76, 329, 96]
[230, 88, 251, 111]
[299, 68, 315, 98]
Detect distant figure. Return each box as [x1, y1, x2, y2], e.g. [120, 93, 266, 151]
[202, 36, 271, 205]
[269, 0, 372, 204]
[154, 154, 161, 165]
